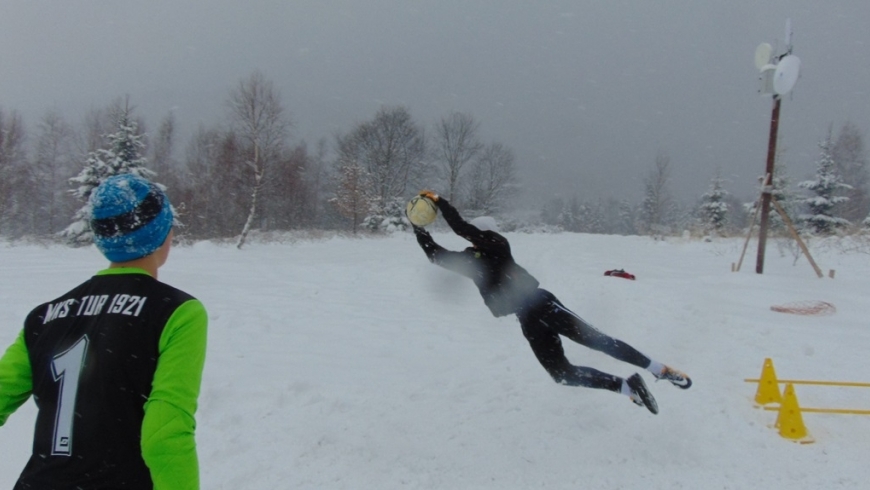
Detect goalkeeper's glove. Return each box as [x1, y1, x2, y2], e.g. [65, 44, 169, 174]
[419, 190, 439, 202]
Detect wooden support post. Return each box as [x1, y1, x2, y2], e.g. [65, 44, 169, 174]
[770, 196, 824, 278]
[735, 175, 767, 272]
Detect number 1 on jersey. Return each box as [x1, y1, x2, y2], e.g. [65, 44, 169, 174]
[51, 335, 89, 456]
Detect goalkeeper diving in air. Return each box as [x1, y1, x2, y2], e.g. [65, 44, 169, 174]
[408, 190, 691, 414]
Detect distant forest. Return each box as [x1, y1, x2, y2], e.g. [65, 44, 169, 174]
[1, 71, 868, 244]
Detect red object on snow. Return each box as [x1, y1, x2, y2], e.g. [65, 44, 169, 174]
[604, 269, 636, 280]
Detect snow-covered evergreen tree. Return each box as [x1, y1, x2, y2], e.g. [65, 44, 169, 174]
[699, 171, 729, 236]
[797, 137, 852, 235]
[62, 106, 155, 245]
[363, 196, 409, 233]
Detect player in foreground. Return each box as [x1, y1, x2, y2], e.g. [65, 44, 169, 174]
[408, 191, 690, 414]
[0, 174, 207, 489]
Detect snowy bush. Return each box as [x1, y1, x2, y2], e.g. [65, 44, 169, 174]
[363, 197, 410, 233]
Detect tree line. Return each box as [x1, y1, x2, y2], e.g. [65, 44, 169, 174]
[1, 71, 867, 242]
[539, 123, 869, 239]
[0, 72, 519, 244]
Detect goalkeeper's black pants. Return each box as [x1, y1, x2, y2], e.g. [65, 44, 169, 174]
[515, 289, 652, 392]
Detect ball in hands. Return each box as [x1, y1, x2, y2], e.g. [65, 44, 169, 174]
[406, 195, 438, 226]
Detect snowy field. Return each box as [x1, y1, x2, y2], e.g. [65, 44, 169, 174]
[2, 231, 870, 489]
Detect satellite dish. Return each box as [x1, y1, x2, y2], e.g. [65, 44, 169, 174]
[773, 55, 801, 95]
[755, 43, 773, 70]
[759, 64, 777, 95]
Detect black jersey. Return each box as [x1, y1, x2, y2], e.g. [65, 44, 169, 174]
[414, 198, 540, 317]
[18, 272, 194, 490]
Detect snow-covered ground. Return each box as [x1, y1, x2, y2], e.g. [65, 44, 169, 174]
[2, 231, 869, 488]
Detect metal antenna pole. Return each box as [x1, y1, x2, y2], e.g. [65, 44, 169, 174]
[756, 95, 781, 274]
[755, 19, 793, 274]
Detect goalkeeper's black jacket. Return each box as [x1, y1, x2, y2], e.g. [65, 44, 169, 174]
[413, 197, 539, 317]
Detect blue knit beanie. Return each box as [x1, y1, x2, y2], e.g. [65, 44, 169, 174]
[89, 174, 173, 263]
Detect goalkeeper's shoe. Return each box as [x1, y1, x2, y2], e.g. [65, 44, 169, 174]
[627, 373, 658, 415]
[654, 366, 692, 389]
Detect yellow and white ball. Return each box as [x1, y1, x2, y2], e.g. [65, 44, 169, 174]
[406, 195, 438, 226]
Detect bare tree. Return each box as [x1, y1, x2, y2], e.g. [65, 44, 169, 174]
[182, 128, 248, 239]
[331, 158, 374, 234]
[831, 121, 869, 223]
[465, 142, 518, 214]
[33, 110, 77, 235]
[0, 109, 29, 236]
[306, 138, 330, 227]
[79, 108, 112, 156]
[181, 126, 221, 238]
[335, 105, 426, 214]
[433, 111, 482, 205]
[148, 111, 191, 226]
[639, 150, 673, 235]
[261, 143, 312, 230]
[151, 113, 176, 180]
[226, 71, 291, 248]
[78, 97, 148, 156]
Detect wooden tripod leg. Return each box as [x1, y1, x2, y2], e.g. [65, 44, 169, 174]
[737, 174, 770, 273]
[736, 202, 762, 272]
[770, 196, 824, 278]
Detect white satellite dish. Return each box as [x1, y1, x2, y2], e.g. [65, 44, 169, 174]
[755, 43, 773, 70]
[773, 55, 801, 95]
[759, 64, 777, 95]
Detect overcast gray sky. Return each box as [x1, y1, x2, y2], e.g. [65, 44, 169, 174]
[2, 1, 869, 207]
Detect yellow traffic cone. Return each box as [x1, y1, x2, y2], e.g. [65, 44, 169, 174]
[775, 383, 814, 444]
[754, 358, 782, 406]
